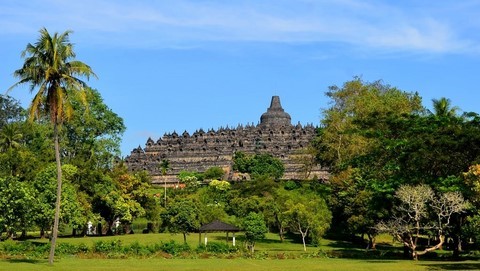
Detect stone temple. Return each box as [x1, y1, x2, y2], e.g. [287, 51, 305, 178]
[125, 96, 328, 185]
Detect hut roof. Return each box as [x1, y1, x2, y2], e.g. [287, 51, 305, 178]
[199, 220, 241, 232]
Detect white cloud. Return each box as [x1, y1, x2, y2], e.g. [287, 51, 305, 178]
[1, 0, 478, 54]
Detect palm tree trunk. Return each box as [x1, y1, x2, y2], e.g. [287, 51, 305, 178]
[49, 122, 63, 265]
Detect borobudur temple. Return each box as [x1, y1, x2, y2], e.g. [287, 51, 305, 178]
[125, 96, 328, 186]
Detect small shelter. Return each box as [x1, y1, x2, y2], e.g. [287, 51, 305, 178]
[199, 220, 241, 246]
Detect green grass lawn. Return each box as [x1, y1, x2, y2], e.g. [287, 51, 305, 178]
[1, 232, 476, 271]
[2, 258, 479, 271]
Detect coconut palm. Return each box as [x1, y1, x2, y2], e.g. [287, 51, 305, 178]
[431, 97, 460, 118]
[0, 123, 23, 152]
[8, 27, 96, 265]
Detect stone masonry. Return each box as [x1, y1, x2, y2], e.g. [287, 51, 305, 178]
[125, 96, 328, 185]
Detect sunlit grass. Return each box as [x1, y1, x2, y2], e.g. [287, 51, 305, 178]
[2, 257, 478, 271]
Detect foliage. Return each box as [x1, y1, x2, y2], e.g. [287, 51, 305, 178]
[319, 77, 422, 169]
[242, 212, 268, 252]
[162, 198, 200, 243]
[204, 167, 225, 180]
[9, 27, 96, 264]
[233, 152, 284, 180]
[196, 242, 239, 253]
[92, 164, 148, 233]
[0, 95, 24, 129]
[32, 164, 87, 237]
[62, 87, 125, 170]
[376, 184, 468, 260]
[209, 180, 231, 191]
[178, 171, 202, 191]
[284, 189, 332, 251]
[0, 177, 35, 238]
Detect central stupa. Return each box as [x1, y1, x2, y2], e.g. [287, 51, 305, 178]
[260, 96, 292, 128]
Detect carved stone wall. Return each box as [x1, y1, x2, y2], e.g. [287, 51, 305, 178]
[125, 96, 328, 185]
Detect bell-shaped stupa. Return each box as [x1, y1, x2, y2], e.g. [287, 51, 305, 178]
[259, 96, 292, 128]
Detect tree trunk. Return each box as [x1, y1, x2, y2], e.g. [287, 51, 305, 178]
[278, 226, 285, 242]
[40, 228, 45, 239]
[49, 123, 63, 265]
[367, 233, 376, 250]
[452, 216, 463, 259]
[183, 232, 187, 243]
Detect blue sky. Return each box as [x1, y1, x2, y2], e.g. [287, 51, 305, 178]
[1, 0, 480, 156]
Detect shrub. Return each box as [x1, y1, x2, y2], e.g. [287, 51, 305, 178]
[56, 242, 89, 255]
[159, 240, 190, 255]
[197, 242, 238, 253]
[93, 240, 123, 254]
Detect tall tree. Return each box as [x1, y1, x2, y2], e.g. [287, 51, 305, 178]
[8, 28, 96, 265]
[319, 77, 422, 170]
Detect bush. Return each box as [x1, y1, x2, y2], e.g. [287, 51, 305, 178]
[125, 241, 155, 256]
[159, 240, 190, 255]
[56, 242, 89, 255]
[93, 240, 123, 254]
[197, 242, 239, 253]
[284, 180, 298, 190]
[0, 240, 50, 257]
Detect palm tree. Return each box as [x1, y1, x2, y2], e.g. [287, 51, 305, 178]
[0, 123, 23, 175]
[0, 123, 23, 152]
[8, 28, 96, 265]
[431, 97, 460, 118]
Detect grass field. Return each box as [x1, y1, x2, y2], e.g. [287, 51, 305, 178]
[1, 232, 477, 270]
[2, 258, 480, 271]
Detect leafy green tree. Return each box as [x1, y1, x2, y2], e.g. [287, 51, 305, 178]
[0, 94, 24, 129]
[233, 152, 285, 180]
[0, 123, 23, 152]
[209, 179, 230, 191]
[178, 171, 201, 192]
[0, 123, 24, 176]
[284, 190, 331, 251]
[319, 77, 422, 169]
[62, 88, 125, 170]
[9, 28, 96, 264]
[92, 164, 148, 234]
[263, 187, 291, 242]
[228, 195, 265, 219]
[242, 212, 268, 253]
[162, 198, 200, 243]
[0, 121, 52, 180]
[0, 177, 35, 239]
[204, 166, 225, 180]
[327, 167, 383, 249]
[32, 164, 86, 239]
